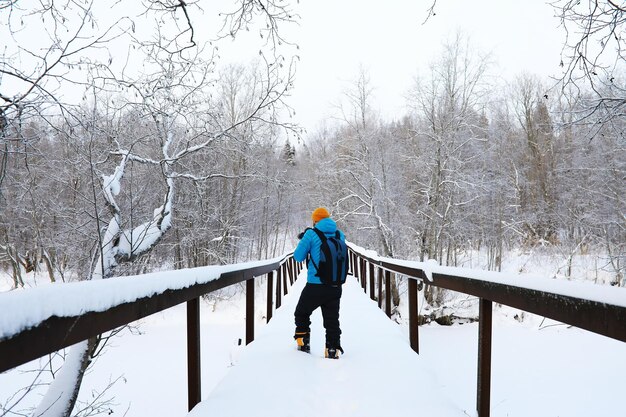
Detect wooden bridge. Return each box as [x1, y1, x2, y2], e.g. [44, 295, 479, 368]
[1, 244, 625, 416]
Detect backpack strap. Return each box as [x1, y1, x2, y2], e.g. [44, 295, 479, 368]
[310, 227, 327, 241]
[307, 228, 327, 273]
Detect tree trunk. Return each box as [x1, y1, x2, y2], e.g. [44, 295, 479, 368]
[5, 245, 25, 289]
[33, 338, 96, 417]
[42, 249, 56, 283]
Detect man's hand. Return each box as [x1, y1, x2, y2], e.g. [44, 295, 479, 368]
[297, 228, 311, 240]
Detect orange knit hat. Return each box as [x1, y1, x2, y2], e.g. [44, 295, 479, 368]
[311, 207, 330, 223]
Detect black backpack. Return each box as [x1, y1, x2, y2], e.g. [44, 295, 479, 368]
[307, 228, 348, 285]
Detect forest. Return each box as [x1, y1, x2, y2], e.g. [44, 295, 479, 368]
[1, 22, 623, 290]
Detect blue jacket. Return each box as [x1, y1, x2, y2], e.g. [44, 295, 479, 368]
[293, 217, 346, 284]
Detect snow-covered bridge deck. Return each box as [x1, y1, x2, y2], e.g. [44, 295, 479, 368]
[188, 273, 465, 417]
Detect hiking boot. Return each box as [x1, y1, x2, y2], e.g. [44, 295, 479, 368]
[294, 332, 310, 353]
[324, 346, 343, 359]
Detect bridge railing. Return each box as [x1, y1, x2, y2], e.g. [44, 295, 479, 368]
[4, 245, 624, 416]
[347, 244, 626, 417]
[0, 254, 302, 412]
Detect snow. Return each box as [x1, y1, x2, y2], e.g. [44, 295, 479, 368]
[102, 155, 126, 208]
[187, 276, 465, 417]
[348, 243, 626, 308]
[94, 216, 121, 280]
[418, 317, 626, 417]
[0, 254, 289, 340]
[102, 172, 121, 200]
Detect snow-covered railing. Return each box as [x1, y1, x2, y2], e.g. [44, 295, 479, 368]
[346, 244, 626, 417]
[0, 253, 302, 411]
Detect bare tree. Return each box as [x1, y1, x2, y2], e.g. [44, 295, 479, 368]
[406, 33, 491, 306]
[510, 74, 559, 246]
[551, 0, 626, 118]
[407, 33, 490, 260]
[422, 1, 625, 128]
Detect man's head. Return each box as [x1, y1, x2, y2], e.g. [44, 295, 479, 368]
[311, 207, 330, 224]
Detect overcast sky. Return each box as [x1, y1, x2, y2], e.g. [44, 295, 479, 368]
[2, 0, 567, 139]
[281, 0, 566, 135]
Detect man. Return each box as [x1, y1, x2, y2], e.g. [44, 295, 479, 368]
[293, 207, 346, 359]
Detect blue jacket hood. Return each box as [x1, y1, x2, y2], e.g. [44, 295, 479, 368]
[315, 217, 337, 235]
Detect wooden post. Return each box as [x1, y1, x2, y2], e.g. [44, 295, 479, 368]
[408, 278, 419, 354]
[287, 259, 294, 285]
[282, 263, 288, 295]
[369, 262, 376, 301]
[266, 271, 274, 323]
[186, 298, 201, 411]
[276, 267, 282, 309]
[477, 298, 493, 417]
[246, 278, 254, 345]
[378, 267, 383, 309]
[385, 270, 392, 317]
[361, 258, 367, 292]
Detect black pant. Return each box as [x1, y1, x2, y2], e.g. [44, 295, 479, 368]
[294, 283, 342, 348]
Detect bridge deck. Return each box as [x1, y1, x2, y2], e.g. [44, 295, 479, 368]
[187, 273, 465, 417]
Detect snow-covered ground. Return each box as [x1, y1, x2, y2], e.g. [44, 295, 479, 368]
[2, 264, 625, 416]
